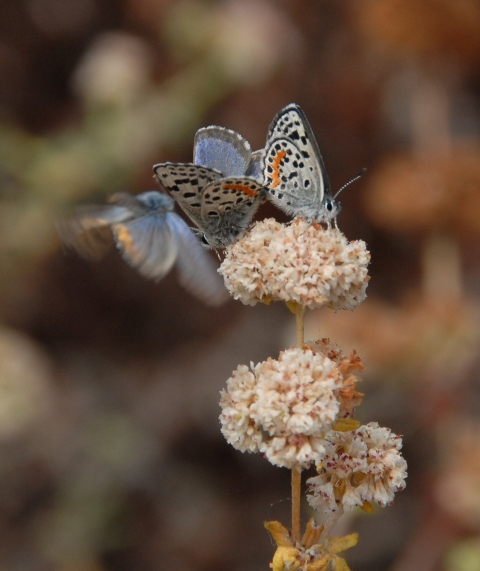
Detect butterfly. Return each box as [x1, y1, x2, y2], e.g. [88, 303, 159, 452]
[57, 191, 229, 306]
[262, 103, 341, 224]
[153, 126, 265, 249]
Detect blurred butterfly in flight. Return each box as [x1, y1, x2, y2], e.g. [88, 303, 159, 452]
[153, 126, 266, 249]
[57, 191, 229, 306]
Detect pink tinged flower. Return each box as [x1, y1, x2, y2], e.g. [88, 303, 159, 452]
[219, 348, 345, 469]
[308, 482, 338, 513]
[307, 422, 407, 513]
[219, 218, 370, 310]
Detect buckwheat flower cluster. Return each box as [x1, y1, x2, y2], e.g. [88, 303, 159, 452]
[309, 339, 365, 418]
[218, 218, 370, 310]
[307, 422, 407, 513]
[220, 347, 348, 469]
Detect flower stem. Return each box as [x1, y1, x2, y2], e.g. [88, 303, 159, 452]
[295, 303, 305, 348]
[291, 466, 302, 544]
[290, 303, 305, 544]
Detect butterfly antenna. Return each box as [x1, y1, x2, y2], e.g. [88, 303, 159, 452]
[334, 168, 367, 199]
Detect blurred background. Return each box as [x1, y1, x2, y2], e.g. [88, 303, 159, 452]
[1, 0, 480, 570]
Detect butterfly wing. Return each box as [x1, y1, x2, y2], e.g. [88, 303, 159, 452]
[109, 190, 174, 215]
[194, 126, 252, 177]
[263, 136, 326, 218]
[266, 103, 330, 195]
[263, 103, 333, 221]
[166, 212, 229, 306]
[244, 149, 265, 182]
[200, 177, 263, 218]
[57, 203, 134, 261]
[153, 162, 222, 230]
[196, 177, 264, 248]
[112, 213, 178, 281]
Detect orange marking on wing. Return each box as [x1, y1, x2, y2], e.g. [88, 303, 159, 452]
[114, 224, 136, 252]
[270, 149, 286, 188]
[223, 183, 258, 197]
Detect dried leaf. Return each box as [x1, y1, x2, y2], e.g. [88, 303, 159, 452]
[265, 521, 293, 547]
[328, 533, 359, 554]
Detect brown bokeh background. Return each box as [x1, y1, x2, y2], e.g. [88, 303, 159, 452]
[1, 1, 480, 570]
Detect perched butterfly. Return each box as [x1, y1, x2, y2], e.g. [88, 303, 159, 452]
[57, 191, 229, 306]
[262, 103, 341, 224]
[153, 126, 265, 249]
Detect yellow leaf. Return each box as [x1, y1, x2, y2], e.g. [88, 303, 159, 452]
[271, 546, 300, 571]
[265, 521, 293, 548]
[301, 518, 324, 549]
[328, 533, 359, 554]
[360, 501, 374, 514]
[306, 554, 331, 571]
[332, 419, 361, 432]
[333, 556, 351, 571]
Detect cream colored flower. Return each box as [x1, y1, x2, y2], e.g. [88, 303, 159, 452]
[219, 218, 370, 310]
[220, 347, 345, 469]
[307, 422, 407, 513]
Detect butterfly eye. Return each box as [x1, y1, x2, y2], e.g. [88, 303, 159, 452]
[201, 234, 210, 246]
[327, 202, 333, 212]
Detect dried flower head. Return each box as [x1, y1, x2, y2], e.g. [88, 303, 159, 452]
[357, 0, 480, 65]
[436, 420, 480, 530]
[307, 422, 407, 513]
[0, 328, 54, 438]
[219, 346, 363, 469]
[309, 339, 365, 418]
[364, 148, 480, 238]
[219, 218, 370, 310]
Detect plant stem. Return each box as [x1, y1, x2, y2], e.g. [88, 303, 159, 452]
[291, 303, 305, 544]
[291, 466, 301, 544]
[295, 303, 305, 348]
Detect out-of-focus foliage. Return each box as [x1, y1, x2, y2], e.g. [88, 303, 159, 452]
[1, 1, 480, 570]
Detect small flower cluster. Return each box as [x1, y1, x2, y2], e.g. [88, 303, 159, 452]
[309, 339, 365, 419]
[219, 218, 370, 310]
[220, 339, 408, 513]
[220, 344, 364, 469]
[307, 423, 408, 512]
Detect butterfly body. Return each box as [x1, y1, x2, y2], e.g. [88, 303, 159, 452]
[263, 103, 341, 223]
[154, 126, 265, 249]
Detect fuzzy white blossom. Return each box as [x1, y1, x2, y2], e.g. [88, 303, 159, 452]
[307, 422, 407, 512]
[220, 348, 345, 469]
[219, 218, 370, 310]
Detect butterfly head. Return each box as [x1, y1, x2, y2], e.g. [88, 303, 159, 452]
[322, 193, 342, 221]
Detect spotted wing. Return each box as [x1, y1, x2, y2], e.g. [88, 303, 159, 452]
[200, 177, 264, 221]
[264, 137, 327, 218]
[265, 103, 331, 200]
[153, 162, 222, 230]
[112, 213, 178, 281]
[166, 212, 229, 306]
[194, 126, 252, 177]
